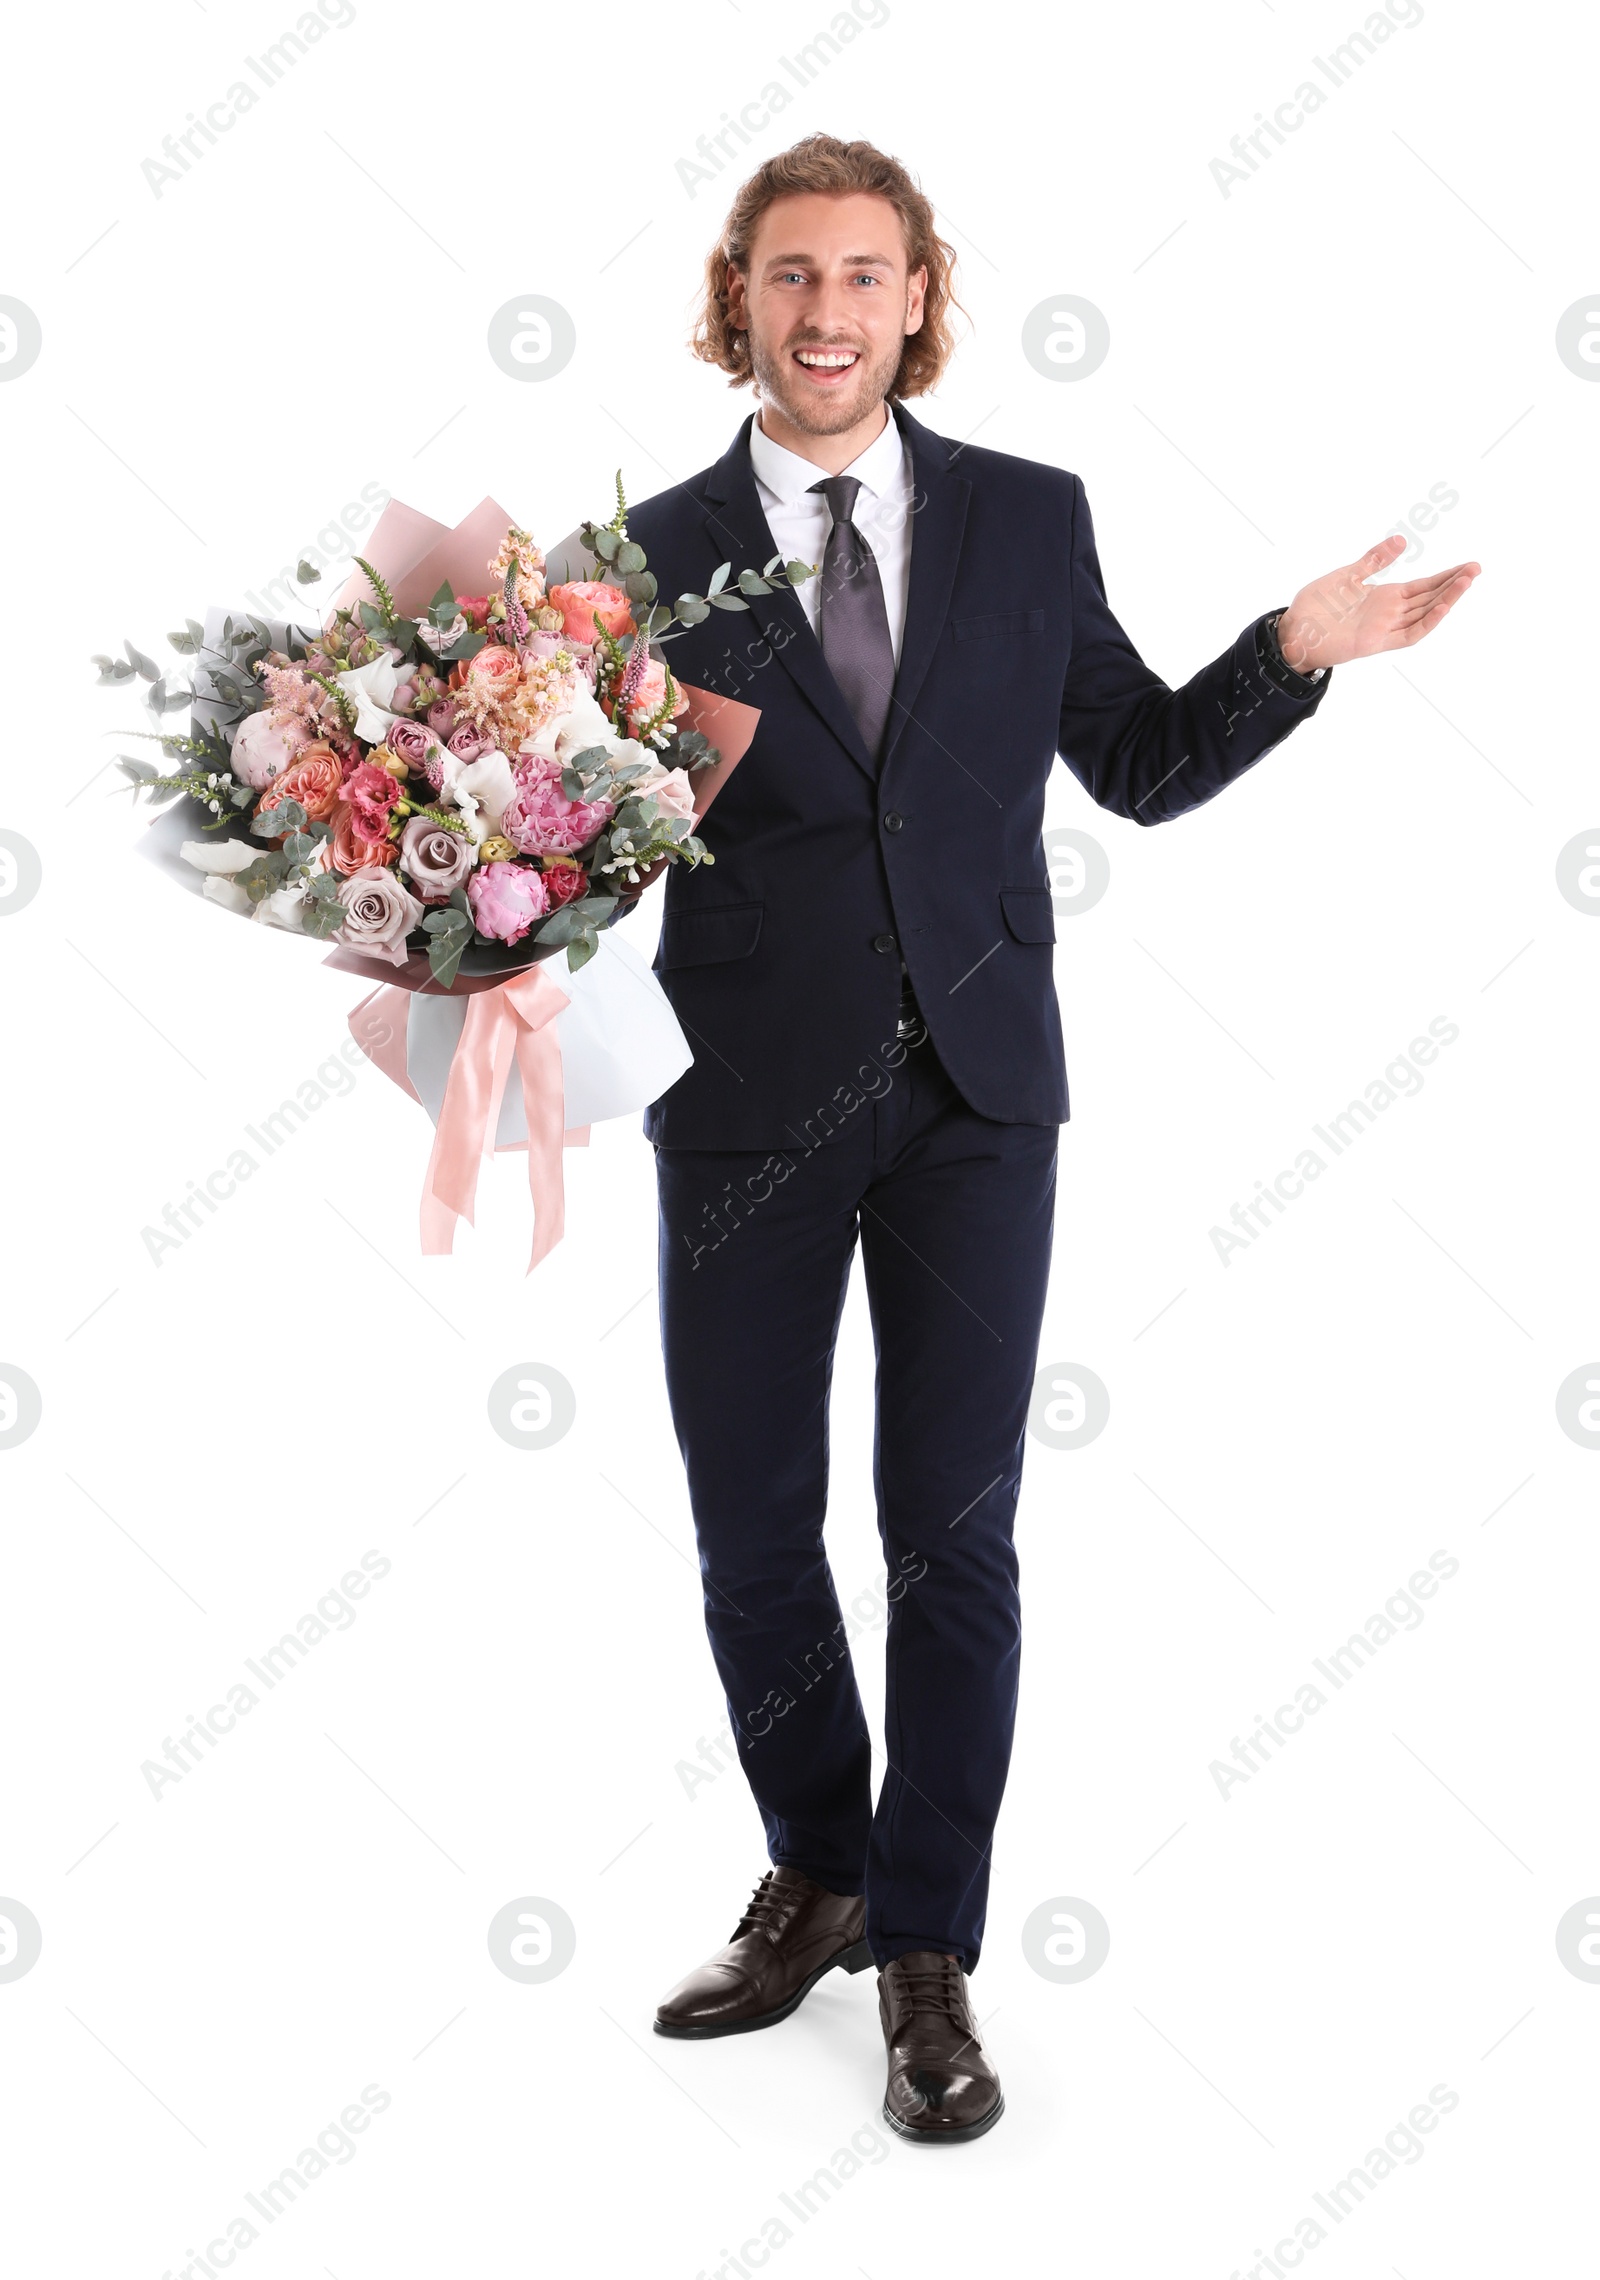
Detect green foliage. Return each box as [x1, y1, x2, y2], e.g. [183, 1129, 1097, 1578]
[354, 556, 397, 624]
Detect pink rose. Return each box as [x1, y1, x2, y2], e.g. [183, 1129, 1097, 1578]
[467, 860, 549, 946]
[426, 698, 460, 738]
[640, 765, 696, 823]
[385, 716, 443, 779]
[541, 859, 588, 909]
[547, 580, 634, 643]
[502, 755, 612, 858]
[342, 760, 403, 841]
[446, 718, 496, 763]
[458, 642, 521, 696]
[231, 711, 310, 790]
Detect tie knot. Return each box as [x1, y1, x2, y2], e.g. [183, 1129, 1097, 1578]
[809, 473, 863, 525]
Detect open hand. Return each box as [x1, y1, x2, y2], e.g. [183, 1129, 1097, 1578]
[1277, 534, 1481, 675]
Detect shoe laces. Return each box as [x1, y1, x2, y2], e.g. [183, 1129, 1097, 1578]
[731, 1872, 799, 1943]
[893, 1954, 970, 2027]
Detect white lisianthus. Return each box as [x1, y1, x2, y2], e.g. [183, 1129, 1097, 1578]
[200, 874, 252, 916]
[522, 683, 630, 769]
[180, 838, 263, 877]
[334, 647, 409, 741]
[434, 749, 517, 846]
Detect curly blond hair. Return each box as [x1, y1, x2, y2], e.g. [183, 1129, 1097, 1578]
[690, 133, 964, 399]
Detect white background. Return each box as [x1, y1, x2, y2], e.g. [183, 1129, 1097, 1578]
[2, 0, 1596, 2272]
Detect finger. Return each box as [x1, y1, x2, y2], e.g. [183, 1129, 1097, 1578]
[1347, 534, 1410, 581]
[1382, 572, 1478, 647]
[1391, 567, 1481, 624]
[1391, 560, 1482, 601]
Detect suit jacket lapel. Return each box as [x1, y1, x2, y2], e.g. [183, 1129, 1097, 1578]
[881, 406, 970, 771]
[699, 415, 876, 782]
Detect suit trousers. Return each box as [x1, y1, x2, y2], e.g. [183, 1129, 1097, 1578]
[654, 1016, 1058, 1970]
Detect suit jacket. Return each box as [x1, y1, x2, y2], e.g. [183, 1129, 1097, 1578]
[620, 402, 1331, 1150]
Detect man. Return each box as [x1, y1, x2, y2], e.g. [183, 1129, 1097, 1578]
[574, 133, 1479, 2142]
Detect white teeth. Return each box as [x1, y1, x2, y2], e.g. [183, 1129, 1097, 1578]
[796, 350, 858, 368]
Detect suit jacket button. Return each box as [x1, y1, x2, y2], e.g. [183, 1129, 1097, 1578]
[872, 933, 898, 955]
[882, 811, 904, 833]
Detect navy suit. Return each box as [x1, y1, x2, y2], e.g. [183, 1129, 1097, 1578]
[626, 404, 1331, 1968]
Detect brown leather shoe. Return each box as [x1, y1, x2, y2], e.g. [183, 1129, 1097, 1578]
[654, 1866, 871, 2039]
[879, 1951, 1004, 2142]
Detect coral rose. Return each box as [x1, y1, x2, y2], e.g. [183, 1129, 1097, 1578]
[547, 580, 634, 644]
[258, 742, 344, 827]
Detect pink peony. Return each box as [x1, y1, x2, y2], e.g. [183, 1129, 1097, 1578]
[501, 755, 613, 858]
[231, 711, 311, 790]
[468, 860, 549, 946]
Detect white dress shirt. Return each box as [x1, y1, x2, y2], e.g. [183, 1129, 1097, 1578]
[747, 406, 915, 666]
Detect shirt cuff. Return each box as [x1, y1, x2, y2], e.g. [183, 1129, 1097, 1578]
[1257, 609, 1327, 695]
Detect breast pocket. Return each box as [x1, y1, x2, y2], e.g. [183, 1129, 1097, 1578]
[953, 609, 1047, 641]
[656, 900, 764, 971]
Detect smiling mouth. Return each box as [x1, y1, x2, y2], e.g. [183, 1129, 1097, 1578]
[792, 346, 862, 381]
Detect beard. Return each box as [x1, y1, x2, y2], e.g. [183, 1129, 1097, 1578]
[747, 320, 907, 437]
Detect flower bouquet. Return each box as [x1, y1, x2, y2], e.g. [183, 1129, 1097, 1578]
[99, 484, 812, 1268]
[102, 476, 811, 988]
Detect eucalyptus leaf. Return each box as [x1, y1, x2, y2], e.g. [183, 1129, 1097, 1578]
[707, 593, 750, 611]
[296, 559, 321, 584]
[125, 640, 159, 681]
[251, 796, 306, 836]
[674, 594, 710, 627]
[565, 929, 599, 973]
[706, 562, 730, 597]
[614, 541, 646, 575]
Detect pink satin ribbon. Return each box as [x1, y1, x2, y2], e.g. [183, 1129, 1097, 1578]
[348, 966, 584, 1274]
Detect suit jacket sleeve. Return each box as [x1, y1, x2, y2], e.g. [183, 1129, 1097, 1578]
[1056, 475, 1332, 826]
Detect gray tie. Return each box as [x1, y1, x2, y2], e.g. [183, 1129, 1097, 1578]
[808, 474, 895, 765]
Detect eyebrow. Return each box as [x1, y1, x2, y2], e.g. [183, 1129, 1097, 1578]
[761, 252, 896, 269]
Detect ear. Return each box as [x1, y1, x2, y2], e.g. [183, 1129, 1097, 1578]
[904, 263, 928, 338]
[725, 261, 750, 332]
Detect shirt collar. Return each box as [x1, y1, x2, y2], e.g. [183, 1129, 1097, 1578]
[748, 403, 906, 510]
